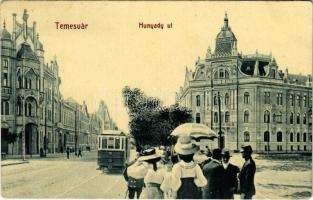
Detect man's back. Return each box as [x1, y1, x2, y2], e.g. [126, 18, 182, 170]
[202, 159, 224, 199]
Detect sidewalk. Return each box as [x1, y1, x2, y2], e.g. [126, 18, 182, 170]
[1, 150, 97, 167]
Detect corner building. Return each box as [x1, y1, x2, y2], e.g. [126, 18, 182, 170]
[1, 10, 118, 156]
[176, 14, 312, 153]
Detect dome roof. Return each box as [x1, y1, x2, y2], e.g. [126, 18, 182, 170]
[1, 28, 11, 40]
[216, 27, 236, 40]
[17, 42, 39, 62]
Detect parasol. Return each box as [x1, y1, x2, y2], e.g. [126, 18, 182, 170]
[170, 123, 217, 140]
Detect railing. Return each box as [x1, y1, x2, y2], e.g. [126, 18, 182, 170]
[1, 87, 12, 95]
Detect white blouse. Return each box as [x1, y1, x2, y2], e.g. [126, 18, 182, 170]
[171, 160, 207, 192]
[144, 164, 165, 185]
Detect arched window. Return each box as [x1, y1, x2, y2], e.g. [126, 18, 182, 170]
[17, 76, 22, 89]
[290, 113, 294, 124]
[196, 95, 200, 107]
[225, 111, 230, 123]
[303, 96, 307, 107]
[196, 113, 200, 123]
[244, 132, 250, 142]
[3, 73, 8, 87]
[244, 92, 250, 104]
[4, 101, 9, 115]
[277, 132, 282, 142]
[303, 114, 306, 124]
[303, 133, 307, 142]
[296, 113, 300, 124]
[297, 133, 300, 142]
[225, 71, 229, 79]
[290, 132, 294, 142]
[290, 94, 294, 106]
[264, 110, 270, 123]
[24, 103, 28, 116]
[28, 79, 32, 89]
[225, 93, 229, 105]
[244, 111, 249, 123]
[296, 95, 301, 106]
[214, 95, 218, 105]
[28, 103, 32, 116]
[219, 69, 225, 78]
[264, 131, 270, 142]
[214, 112, 218, 123]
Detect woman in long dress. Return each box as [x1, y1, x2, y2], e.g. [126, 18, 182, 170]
[138, 148, 165, 199]
[171, 135, 207, 199]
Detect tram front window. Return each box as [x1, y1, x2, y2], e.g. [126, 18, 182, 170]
[115, 137, 120, 149]
[108, 137, 115, 149]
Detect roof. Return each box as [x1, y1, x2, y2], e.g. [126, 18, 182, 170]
[16, 42, 39, 62]
[100, 130, 128, 136]
[287, 74, 308, 85]
[1, 28, 11, 40]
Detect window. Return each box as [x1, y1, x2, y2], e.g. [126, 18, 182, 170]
[264, 110, 270, 123]
[244, 132, 250, 142]
[264, 131, 270, 142]
[214, 95, 218, 105]
[196, 95, 200, 107]
[1, 101, 9, 115]
[3, 59, 8, 68]
[264, 92, 270, 104]
[244, 111, 249, 123]
[3, 73, 8, 87]
[17, 76, 22, 89]
[244, 92, 250, 104]
[101, 138, 107, 149]
[290, 94, 294, 106]
[196, 113, 201, 123]
[303, 133, 307, 142]
[291, 145, 293, 151]
[277, 93, 283, 105]
[115, 137, 120, 149]
[303, 114, 307, 124]
[303, 96, 307, 107]
[225, 71, 229, 79]
[290, 113, 294, 124]
[304, 146, 307, 151]
[297, 145, 300, 151]
[277, 132, 282, 142]
[225, 111, 230, 123]
[296, 113, 300, 124]
[219, 69, 224, 78]
[297, 133, 300, 142]
[225, 93, 229, 105]
[290, 132, 294, 142]
[28, 103, 31, 116]
[214, 112, 218, 123]
[296, 95, 301, 107]
[310, 134, 312, 142]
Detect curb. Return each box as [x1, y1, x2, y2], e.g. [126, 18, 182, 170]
[1, 160, 30, 167]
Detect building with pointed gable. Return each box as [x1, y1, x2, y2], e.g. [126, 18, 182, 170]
[176, 13, 312, 153]
[1, 10, 118, 156]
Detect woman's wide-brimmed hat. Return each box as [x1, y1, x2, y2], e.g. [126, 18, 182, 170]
[174, 135, 199, 155]
[138, 148, 161, 161]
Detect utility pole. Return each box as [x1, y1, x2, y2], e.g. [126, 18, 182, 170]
[218, 91, 224, 149]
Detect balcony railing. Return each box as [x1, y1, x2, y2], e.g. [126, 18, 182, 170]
[1, 87, 12, 95]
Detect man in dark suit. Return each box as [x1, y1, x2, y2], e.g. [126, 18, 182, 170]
[238, 145, 256, 199]
[202, 148, 224, 199]
[221, 150, 240, 199]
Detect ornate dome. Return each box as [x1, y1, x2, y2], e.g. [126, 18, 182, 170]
[1, 22, 12, 40]
[215, 13, 237, 55]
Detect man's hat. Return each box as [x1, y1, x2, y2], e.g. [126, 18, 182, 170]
[212, 148, 222, 159]
[174, 135, 199, 155]
[138, 148, 161, 161]
[240, 145, 253, 154]
[222, 149, 232, 158]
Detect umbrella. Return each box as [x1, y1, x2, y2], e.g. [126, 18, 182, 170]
[171, 123, 217, 140]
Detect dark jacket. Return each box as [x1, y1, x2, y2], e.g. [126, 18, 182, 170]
[238, 158, 256, 196]
[221, 163, 240, 199]
[202, 159, 224, 199]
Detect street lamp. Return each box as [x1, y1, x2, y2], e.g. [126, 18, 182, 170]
[217, 91, 224, 149]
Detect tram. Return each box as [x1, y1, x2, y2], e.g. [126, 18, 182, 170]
[97, 130, 130, 170]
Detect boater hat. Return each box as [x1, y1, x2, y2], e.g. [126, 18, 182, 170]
[138, 148, 161, 161]
[174, 135, 199, 155]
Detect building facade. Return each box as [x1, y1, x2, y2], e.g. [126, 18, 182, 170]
[1, 9, 118, 156]
[176, 14, 312, 153]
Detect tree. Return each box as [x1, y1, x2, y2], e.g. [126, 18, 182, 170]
[122, 86, 193, 149]
[2, 132, 19, 155]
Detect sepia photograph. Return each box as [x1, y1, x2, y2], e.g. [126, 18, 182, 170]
[0, 1, 312, 199]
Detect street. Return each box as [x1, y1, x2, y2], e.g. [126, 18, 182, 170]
[1, 151, 311, 199]
[1, 151, 129, 198]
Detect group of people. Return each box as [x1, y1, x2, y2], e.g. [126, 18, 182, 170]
[123, 135, 256, 199]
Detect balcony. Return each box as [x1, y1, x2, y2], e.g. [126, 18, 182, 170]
[1, 87, 12, 96]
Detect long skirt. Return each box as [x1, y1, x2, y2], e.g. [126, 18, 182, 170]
[177, 178, 201, 199]
[139, 184, 163, 199]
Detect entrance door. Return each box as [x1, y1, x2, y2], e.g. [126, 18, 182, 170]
[25, 124, 38, 154]
[1, 128, 9, 154]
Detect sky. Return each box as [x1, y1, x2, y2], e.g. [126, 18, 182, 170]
[1, 1, 312, 132]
